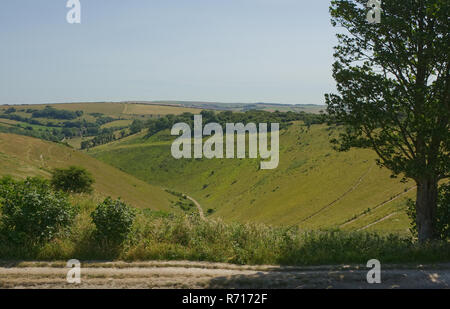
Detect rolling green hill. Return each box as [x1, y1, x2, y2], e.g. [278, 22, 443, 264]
[89, 122, 417, 235]
[0, 133, 174, 211]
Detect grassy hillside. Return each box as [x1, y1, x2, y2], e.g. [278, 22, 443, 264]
[90, 122, 416, 235]
[0, 133, 174, 211]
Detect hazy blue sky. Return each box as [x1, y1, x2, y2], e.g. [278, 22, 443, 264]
[0, 0, 337, 105]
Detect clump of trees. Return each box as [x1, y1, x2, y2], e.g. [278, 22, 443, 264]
[0, 175, 136, 249]
[144, 110, 326, 137]
[95, 116, 115, 126]
[80, 132, 116, 149]
[31, 106, 83, 120]
[130, 119, 144, 134]
[51, 166, 95, 194]
[4, 107, 16, 114]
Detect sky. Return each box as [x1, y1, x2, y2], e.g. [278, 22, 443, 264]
[0, 0, 338, 105]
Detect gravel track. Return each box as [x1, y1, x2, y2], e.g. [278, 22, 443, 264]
[1, 261, 449, 289]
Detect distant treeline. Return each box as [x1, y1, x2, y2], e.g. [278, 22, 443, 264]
[144, 110, 326, 137]
[31, 106, 83, 120]
[0, 113, 58, 127]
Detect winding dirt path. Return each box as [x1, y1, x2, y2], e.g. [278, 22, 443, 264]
[185, 194, 205, 220]
[163, 187, 205, 220]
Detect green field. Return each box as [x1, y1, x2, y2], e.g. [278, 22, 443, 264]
[90, 122, 416, 235]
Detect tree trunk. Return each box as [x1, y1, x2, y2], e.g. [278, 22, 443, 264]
[415, 178, 438, 242]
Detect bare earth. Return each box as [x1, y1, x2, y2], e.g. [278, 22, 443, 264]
[0, 261, 449, 289]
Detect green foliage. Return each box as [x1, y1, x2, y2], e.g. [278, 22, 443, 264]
[91, 197, 136, 244]
[51, 166, 95, 194]
[0, 118, 64, 142]
[326, 0, 449, 181]
[407, 183, 450, 240]
[130, 119, 144, 134]
[0, 195, 449, 264]
[325, 0, 449, 241]
[4, 107, 16, 114]
[95, 116, 115, 126]
[81, 131, 116, 149]
[0, 105, 117, 144]
[31, 106, 83, 120]
[0, 176, 77, 243]
[145, 110, 326, 137]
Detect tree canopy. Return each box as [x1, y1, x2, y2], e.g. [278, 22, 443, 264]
[326, 0, 449, 241]
[51, 166, 95, 194]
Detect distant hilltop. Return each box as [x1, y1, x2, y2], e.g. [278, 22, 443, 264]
[129, 101, 326, 113]
[1, 101, 326, 114]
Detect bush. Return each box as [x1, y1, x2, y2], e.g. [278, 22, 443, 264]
[91, 197, 136, 244]
[51, 166, 95, 194]
[130, 119, 144, 134]
[0, 176, 77, 243]
[4, 107, 16, 114]
[407, 183, 450, 240]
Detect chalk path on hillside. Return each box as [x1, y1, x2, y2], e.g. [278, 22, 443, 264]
[163, 187, 205, 219]
[358, 212, 399, 231]
[299, 165, 375, 224]
[185, 194, 205, 220]
[340, 186, 417, 229]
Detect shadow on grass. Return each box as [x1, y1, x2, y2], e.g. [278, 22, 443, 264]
[204, 266, 450, 289]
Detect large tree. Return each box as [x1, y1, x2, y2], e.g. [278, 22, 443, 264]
[326, 0, 449, 241]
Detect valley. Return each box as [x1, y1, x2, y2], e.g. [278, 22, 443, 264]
[0, 102, 417, 235]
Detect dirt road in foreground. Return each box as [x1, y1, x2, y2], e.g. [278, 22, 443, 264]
[0, 261, 449, 289]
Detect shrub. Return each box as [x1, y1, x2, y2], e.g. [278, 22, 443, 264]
[51, 166, 95, 194]
[0, 176, 77, 243]
[130, 119, 144, 134]
[4, 107, 16, 114]
[407, 183, 450, 240]
[91, 197, 136, 244]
